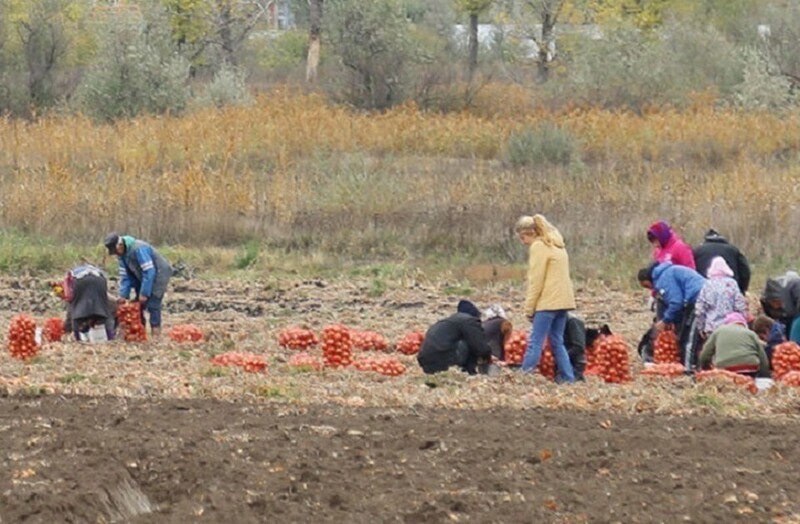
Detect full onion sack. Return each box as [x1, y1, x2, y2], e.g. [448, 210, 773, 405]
[321, 324, 353, 368]
[7, 314, 39, 360]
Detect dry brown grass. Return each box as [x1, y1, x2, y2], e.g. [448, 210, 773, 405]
[1, 88, 799, 282]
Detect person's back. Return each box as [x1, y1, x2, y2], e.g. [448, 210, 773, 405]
[694, 257, 748, 336]
[418, 301, 492, 375]
[122, 238, 172, 298]
[693, 229, 750, 293]
[651, 262, 706, 323]
[481, 315, 511, 361]
[62, 264, 115, 340]
[525, 238, 576, 314]
[699, 317, 768, 376]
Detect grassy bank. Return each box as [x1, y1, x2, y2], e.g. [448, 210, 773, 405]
[1, 91, 799, 287]
[0, 229, 788, 297]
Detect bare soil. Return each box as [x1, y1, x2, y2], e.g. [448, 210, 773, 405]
[2, 395, 800, 524]
[1, 273, 800, 523]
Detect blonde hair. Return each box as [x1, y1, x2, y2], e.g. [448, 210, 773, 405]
[515, 214, 565, 248]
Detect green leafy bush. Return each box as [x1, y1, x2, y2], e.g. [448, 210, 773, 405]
[75, 7, 189, 122]
[195, 63, 252, 109]
[505, 122, 579, 167]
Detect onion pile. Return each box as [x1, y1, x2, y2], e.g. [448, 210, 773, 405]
[278, 327, 319, 351]
[772, 342, 800, 379]
[7, 314, 38, 360]
[211, 352, 268, 373]
[695, 369, 757, 394]
[351, 330, 389, 352]
[653, 329, 680, 364]
[322, 324, 353, 368]
[396, 331, 424, 355]
[168, 324, 204, 343]
[117, 302, 147, 342]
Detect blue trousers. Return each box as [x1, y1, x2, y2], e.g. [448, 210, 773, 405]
[522, 310, 576, 383]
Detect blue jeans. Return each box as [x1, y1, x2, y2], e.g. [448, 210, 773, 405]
[522, 310, 575, 383]
[135, 293, 163, 328]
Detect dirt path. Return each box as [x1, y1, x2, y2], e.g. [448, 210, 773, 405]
[1, 395, 799, 523]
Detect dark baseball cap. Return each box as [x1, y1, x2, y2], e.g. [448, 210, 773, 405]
[103, 232, 120, 254]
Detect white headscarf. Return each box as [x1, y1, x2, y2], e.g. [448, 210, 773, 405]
[482, 304, 507, 321]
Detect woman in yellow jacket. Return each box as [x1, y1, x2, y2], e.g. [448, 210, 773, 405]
[515, 215, 577, 383]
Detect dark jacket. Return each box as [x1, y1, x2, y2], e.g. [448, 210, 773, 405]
[481, 316, 512, 361]
[63, 264, 117, 340]
[563, 314, 586, 380]
[418, 313, 492, 374]
[693, 233, 751, 293]
[761, 273, 800, 331]
[764, 322, 786, 366]
[118, 237, 172, 299]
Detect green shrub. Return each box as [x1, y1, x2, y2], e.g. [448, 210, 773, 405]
[255, 30, 308, 70]
[234, 240, 260, 269]
[75, 6, 189, 122]
[505, 123, 579, 167]
[734, 47, 796, 111]
[324, 0, 411, 110]
[551, 21, 743, 110]
[194, 63, 252, 109]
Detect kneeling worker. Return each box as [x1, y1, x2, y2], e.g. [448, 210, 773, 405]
[698, 312, 769, 377]
[418, 300, 493, 375]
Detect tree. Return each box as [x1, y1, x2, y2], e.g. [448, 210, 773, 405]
[756, 1, 800, 92]
[76, 5, 190, 121]
[454, 0, 493, 82]
[306, 0, 322, 83]
[521, 0, 566, 82]
[325, 0, 410, 109]
[162, 0, 269, 69]
[16, 0, 70, 107]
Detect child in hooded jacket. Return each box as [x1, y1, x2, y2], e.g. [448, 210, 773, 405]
[694, 257, 749, 338]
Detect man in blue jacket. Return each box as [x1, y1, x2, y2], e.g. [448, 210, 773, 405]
[638, 262, 707, 370]
[104, 233, 172, 338]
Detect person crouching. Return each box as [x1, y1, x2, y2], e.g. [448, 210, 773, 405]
[54, 263, 116, 341]
[418, 300, 493, 375]
[698, 312, 769, 378]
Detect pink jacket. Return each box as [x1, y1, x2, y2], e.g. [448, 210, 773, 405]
[648, 221, 696, 269]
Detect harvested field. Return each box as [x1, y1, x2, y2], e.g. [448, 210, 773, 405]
[2, 275, 800, 522]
